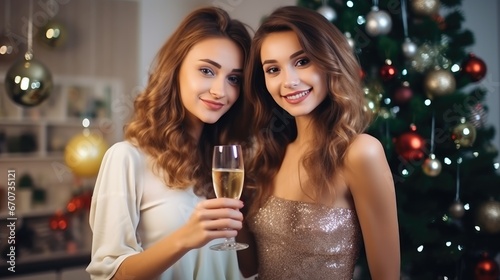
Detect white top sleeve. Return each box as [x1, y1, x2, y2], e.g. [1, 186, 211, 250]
[86, 141, 145, 280]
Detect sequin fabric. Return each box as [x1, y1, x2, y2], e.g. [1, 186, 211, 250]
[248, 195, 362, 280]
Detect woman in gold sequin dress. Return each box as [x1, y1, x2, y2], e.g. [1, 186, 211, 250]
[238, 6, 400, 280]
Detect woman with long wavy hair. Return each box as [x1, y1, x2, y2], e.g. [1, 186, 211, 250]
[238, 6, 400, 280]
[87, 7, 251, 280]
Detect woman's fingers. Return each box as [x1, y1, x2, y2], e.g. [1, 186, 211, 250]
[194, 208, 243, 222]
[202, 217, 243, 231]
[199, 198, 244, 210]
[180, 198, 244, 247]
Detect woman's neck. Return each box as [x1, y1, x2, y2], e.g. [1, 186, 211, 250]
[293, 115, 315, 146]
[185, 116, 204, 142]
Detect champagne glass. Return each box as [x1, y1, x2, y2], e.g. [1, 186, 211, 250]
[210, 144, 249, 251]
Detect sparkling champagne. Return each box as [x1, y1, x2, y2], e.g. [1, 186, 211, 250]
[212, 168, 244, 199]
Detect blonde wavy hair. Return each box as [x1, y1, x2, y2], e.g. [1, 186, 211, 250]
[124, 7, 251, 197]
[245, 6, 372, 210]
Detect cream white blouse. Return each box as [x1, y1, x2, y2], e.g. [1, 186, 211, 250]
[86, 141, 240, 280]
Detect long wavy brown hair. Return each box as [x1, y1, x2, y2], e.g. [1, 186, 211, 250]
[124, 7, 251, 197]
[245, 6, 372, 211]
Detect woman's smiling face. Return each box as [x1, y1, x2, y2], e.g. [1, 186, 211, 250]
[260, 31, 327, 117]
[179, 37, 243, 128]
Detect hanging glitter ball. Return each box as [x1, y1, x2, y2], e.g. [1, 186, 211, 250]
[411, 43, 451, 73]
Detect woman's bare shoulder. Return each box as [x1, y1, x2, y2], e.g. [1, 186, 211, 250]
[344, 133, 385, 164]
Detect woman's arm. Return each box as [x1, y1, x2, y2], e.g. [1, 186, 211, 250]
[88, 143, 244, 280]
[344, 134, 400, 280]
[113, 198, 244, 280]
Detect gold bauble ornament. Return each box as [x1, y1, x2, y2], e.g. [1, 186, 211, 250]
[475, 200, 500, 234]
[424, 68, 456, 98]
[422, 154, 442, 177]
[449, 200, 465, 219]
[363, 82, 383, 117]
[64, 131, 108, 177]
[411, 0, 440, 16]
[363, 95, 380, 117]
[451, 119, 477, 149]
[4, 57, 53, 107]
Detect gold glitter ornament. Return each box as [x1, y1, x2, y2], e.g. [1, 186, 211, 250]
[362, 81, 383, 117]
[451, 119, 477, 149]
[424, 68, 456, 98]
[411, 44, 450, 73]
[411, 0, 440, 16]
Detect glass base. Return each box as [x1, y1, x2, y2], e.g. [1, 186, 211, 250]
[210, 242, 249, 251]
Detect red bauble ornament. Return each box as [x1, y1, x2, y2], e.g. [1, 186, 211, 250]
[393, 82, 413, 105]
[380, 63, 398, 81]
[432, 14, 446, 30]
[360, 68, 366, 80]
[474, 252, 499, 280]
[463, 53, 487, 82]
[49, 210, 69, 231]
[67, 195, 84, 213]
[394, 132, 426, 161]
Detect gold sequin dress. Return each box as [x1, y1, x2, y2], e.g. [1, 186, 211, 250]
[248, 195, 362, 280]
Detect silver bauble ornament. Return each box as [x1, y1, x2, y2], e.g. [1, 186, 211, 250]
[449, 200, 465, 219]
[402, 38, 418, 58]
[422, 154, 442, 177]
[38, 20, 67, 48]
[4, 57, 53, 107]
[424, 68, 456, 98]
[476, 200, 500, 234]
[317, 4, 337, 22]
[365, 7, 392, 36]
[411, 0, 440, 16]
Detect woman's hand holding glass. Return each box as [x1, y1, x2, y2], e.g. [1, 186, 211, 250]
[178, 197, 244, 250]
[210, 145, 249, 251]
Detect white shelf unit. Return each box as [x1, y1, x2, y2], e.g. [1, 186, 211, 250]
[0, 74, 124, 162]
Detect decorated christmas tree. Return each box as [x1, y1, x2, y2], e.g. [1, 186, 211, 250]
[296, 0, 500, 279]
